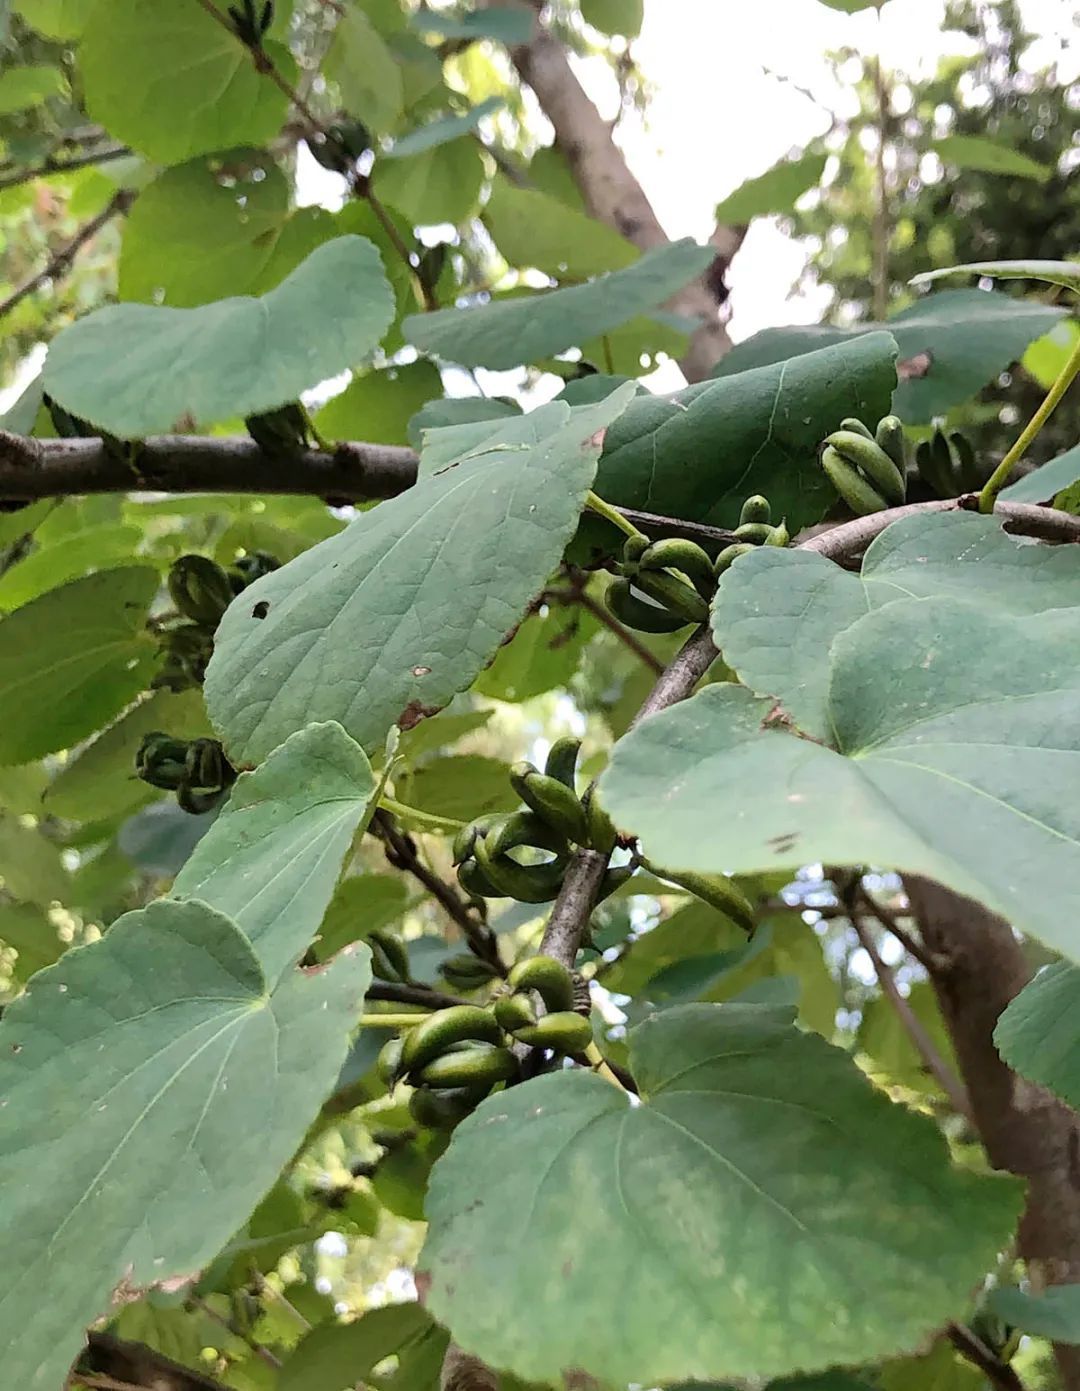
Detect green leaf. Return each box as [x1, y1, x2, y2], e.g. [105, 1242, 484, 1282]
[396, 707, 493, 762]
[0, 63, 64, 114]
[580, 0, 643, 36]
[45, 236, 394, 437]
[933, 134, 1052, 182]
[315, 872, 410, 960]
[994, 962, 1080, 1107]
[170, 722, 375, 987]
[408, 395, 521, 454]
[816, 0, 877, 9]
[987, 1284, 1080, 1343]
[1000, 444, 1080, 503]
[408, 6, 535, 43]
[710, 290, 1065, 423]
[397, 753, 518, 824]
[877, 1341, 985, 1391]
[325, 4, 404, 134]
[280, 1301, 448, 1391]
[0, 901, 63, 979]
[317, 361, 444, 447]
[421, 1003, 1021, 1385]
[0, 898, 371, 1390]
[0, 567, 159, 766]
[375, 137, 485, 226]
[0, 816, 70, 906]
[859, 980, 957, 1094]
[404, 239, 715, 368]
[484, 177, 638, 281]
[595, 332, 897, 531]
[385, 96, 504, 158]
[205, 388, 636, 763]
[714, 152, 827, 224]
[79, 0, 292, 164]
[119, 799, 216, 878]
[0, 523, 144, 613]
[711, 511, 1080, 740]
[13, 0, 92, 37]
[602, 598, 1080, 962]
[473, 603, 599, 702]
[911, 261, 1080, 296]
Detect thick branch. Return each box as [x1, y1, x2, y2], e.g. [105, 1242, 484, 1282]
[906, 877, 1080, 1390]
[500, 4, 742, 380]
[79, 1333, 228, 1391]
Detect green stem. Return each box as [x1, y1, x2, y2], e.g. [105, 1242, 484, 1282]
[979, 328, 1080, 513]
[585, 490, 643, 541]
[379, 796, 465, 833]
[358, 1012, 430, 1029]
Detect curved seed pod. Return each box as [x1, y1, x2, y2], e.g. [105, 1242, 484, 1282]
[367, 929, 412, 985]
[606, 577, 687, 634]
[457, 856, 503, 899]
[185, 738, 234, 791]
[513, 1011, 593, 1053]
[839, 417, 875, 441]
[377, 1035, 405, 1087]
[493, 992, 538, 1033]
[914, 436, 952, 497]
[452, 813, 503, 866]
[731, 522, 776, 546]
[544, 736, 581, 791]
[821, 446, 888, 516]
[765, 520, 790, 548]
[401, 1005, 503, 1078]
[409, 1084, 488, 1130]
[510, 767, 589, 844]
[228, 550, 280, 593]
[582, 786, 617, 855]
[177, 783, 224, 815]
[823, 430, 905, 506]
[714, 542, 757, 576]
[622, 533, 651, 564]
[485, 810, 569, 860]
[644, 860, 755, 934]
[596, 863, 633, 903]
[874, 415, 906, 469]
[739, 494, 771, 525]
[633, 568, 709, 624]
[167, 555, 234, 627]
[136, 732, 189, 790]
[472, 836, 570, 903]
[639, 538, 716, 600]
[508, 954, 576, 1013]
[440, 953, 502, 990]
[571, 972, 592, 1016]
[416, 1041, 517, 1089]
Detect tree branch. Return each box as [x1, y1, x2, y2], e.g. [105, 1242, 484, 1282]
[545, 574, 665, 676]
[79, 1332, 229, 1391]
[0, 190, 134, 324]
[367, 979, 470, 1010]
[946, 1322, 1027, 1391]
[0, 142, 130, 194]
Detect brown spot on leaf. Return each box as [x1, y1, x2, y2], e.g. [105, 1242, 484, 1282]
[768, 832, 799, 855]
[251, 600, 269, 619]
[398, 701, 440, 731]
[415, 1269, 432, 1304]
[411, 665, 432, 677]
[897, 350, 932, 380]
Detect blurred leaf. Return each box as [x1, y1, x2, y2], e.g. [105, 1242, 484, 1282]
[0, 523, 143, 613]
[933, 134, 1052, 182]
[0, 901, 62, 979]
[714, 152, 827, 224]
[326, 4, 404, 133]
[858, 979, 957, 1094]
[1000, 443, 1080, 503]
[13, 0, 93, 37]
[376, 137, 485, 226]
[409, 6, 534, 43]
[0, 64, 64, 114]
[484, 177, 638, 280]
[317, 361, 444, 447]
[912, 260, 1080, 295]
[385, 96, 503, 157]
[473, 604, 600, 702]
[316, 873, 411, 960]
[0, 817, 68, 906]
[397, 753, 518, 823]
[988, 1284, 1080, 1343]
[280, 1302, 449, 1391]
[580, 0, 643, 36]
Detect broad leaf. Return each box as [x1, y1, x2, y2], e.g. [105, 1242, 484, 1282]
[0, 64, 64, 114]
[317, 361, 444, 447]
[396, 754, 518, 823]
[13, 0, 92, 37]
[170, 722, 376, 986]
[0, 567, 159, 766]
[473, 603, 600, 702]
[1000, 444, 1080, 503]
[714, 152, 827, 224]
[408, 6, 535, 43]
[280, 1301, 448, 1391]
[0, 902, 63, 980]
[206, 389, 635, 763]
[994, 962, 1080, 1107]
[987, 1284, 1080, 1343]
[404, 240, 715, 368]
[594, 332, 897, 531]
[45, 237, 394, 437]
[325, 4, 403, 134]
[79, 0, 292, 164]
[602, 598, 1080, 961]
[408, 396, 521, 454]
[933, 134, 1051, 182]
[0, 523, 143, 612]
[712, 511, 1080, 739]
[912, 260, 1080, 296]
[581, 0, 643, 35]
[315, 872, 410, 961]
[422, 1003, 1020, 1385]
[710, 290, 1065, 422]
[385, 97, 504, 158]
[376, 136, 485, 225]
[484, 177, 638, 281]
[0, 818, 68, 906]
[0, 897, 371, 1390]
[858, 980, 957, 1094]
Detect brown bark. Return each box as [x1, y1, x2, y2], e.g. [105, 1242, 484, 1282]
[906, 877, 1080, 1388]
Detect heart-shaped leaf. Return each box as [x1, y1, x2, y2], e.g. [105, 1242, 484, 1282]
[421, 1004, 1020, 1385]
[0, 898, 371, 1390]
[44, 236, 394, 437]
[403, 240, 715, 368]
[602, 598, 1080, 961]
[712, 511, 1080, 739]
[206, 388, 635, 764]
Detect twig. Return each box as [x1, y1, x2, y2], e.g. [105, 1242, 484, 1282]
[367, 979, 470, 1010]
[857, 884, 941, 974]
[545, 576, 664, 676]
[249, 1271, 313, 1332]
[0, 190, 133, 323]
[0, 143, 130, 193]
[849, 911, 973, 1121]
[630, 624, 718, 728]
[870, 32, 890, 322]
[371, 810, 506, 975]
[947, 1322, 1027, 1391]
[802, 497, 1080, 563]
[188, 1295, 281, 1370]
